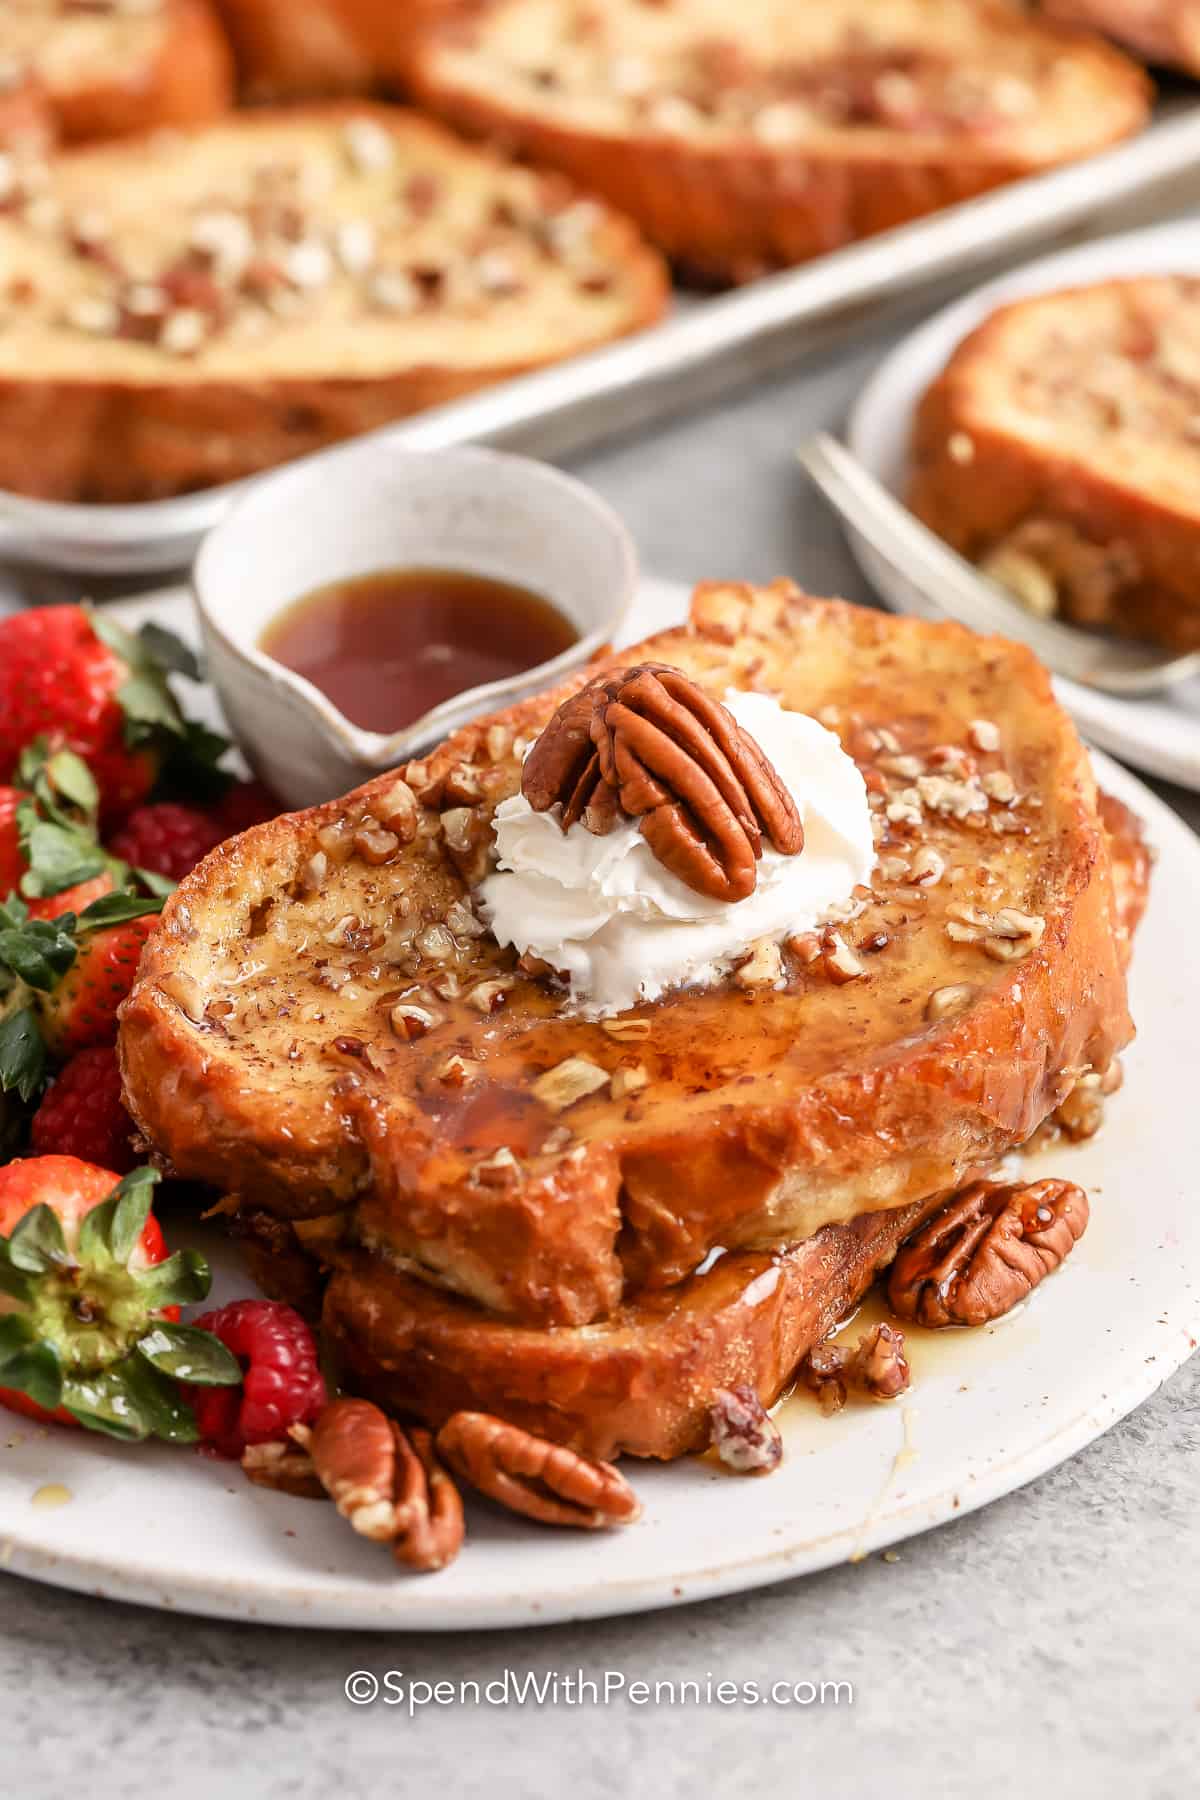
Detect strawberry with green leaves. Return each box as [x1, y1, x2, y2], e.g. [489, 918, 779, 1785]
[0, 606, 229, 828]
[0, 1157, 239, 1440]
[0, 888, 164, 1102]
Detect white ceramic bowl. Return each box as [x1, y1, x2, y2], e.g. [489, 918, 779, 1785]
[192, 442, 638, 806]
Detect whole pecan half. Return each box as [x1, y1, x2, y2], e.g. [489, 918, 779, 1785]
[887, 1178, 1089, 1329]
[295, 1398, 465, 1572]
[520, 662, 804, 900]
[436, 1411, 642, 1528]
[800, 1322, 911, 1416]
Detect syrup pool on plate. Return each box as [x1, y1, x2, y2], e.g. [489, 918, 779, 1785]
[258, 566, 579, 733]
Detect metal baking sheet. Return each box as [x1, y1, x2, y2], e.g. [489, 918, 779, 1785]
[4, 98, 1200, 581]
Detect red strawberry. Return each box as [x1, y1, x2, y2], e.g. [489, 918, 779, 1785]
[0, 1158, 235, 1438]
[35, 911, 159, 1054]
[0, 788, 24, 897]
[187, 1299, 326, 1458]
[0, 752, 117, 917]
[27, 874, 114, 922]
[30, 1047, 136, 1172]
[0, 608, 158, 825]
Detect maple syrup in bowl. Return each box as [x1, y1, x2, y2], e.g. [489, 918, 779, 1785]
[192, 442, 638, 807]
[259, 567, 579, 735]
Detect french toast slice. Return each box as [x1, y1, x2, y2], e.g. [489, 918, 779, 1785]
[404, 0, 1150, 282]
[0, 104, 667, 501]
[260, 794, 1149, 1463]
[119, 583, 1134, 1332]
[910, 275, 1200, 652]
[0, 1, 233, 144]
[321, 1197, 947, 1461]
[1043, 2, 1200, 76]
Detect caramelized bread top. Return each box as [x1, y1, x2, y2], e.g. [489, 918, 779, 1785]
[119, 584, 1133, 1328]
[409, 0, 1149, 161]
[0, 103, 666, 383]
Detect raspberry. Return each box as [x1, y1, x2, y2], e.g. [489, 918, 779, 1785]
[29, 1047, 137, 1172]
[187, 1299, 326, 1458]
[109, 801, 222, 883]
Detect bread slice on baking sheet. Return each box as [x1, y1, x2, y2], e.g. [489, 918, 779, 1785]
[0, 0, 233, 144]
[910, 274, 1200, 652]
[403, 0, 1151, 282]
[0, 103, 668, 501]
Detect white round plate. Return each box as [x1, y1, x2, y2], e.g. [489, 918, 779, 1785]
[846, 219, 1200, 793]
[1, 584, 1197, 1630]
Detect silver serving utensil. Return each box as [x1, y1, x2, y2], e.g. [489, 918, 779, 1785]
[796, 432, 1200, 696]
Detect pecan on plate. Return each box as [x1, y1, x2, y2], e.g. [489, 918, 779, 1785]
[887, 1178, 1089, 1329]
[709, 1385, 783, 1474]
[436, 1411, 642, 1529]
[521, 663, 803, 900]
[799, 1323, 911, 1416]
[241, 1439, 326, 1499]
[295, 1398, 465, 1572]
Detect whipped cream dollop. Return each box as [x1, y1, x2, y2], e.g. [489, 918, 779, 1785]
[479, 690, 875, 1016]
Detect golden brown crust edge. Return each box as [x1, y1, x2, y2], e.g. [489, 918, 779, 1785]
[213, 0, 381, 101]
[908, 286, 1200, 653]
[404, 9, 1150, 281]
[48, 0, 234, 144]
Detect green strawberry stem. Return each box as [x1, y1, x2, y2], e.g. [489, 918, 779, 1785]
[0, 1167, 241, 1444]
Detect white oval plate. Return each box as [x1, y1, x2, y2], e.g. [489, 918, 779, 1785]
[1, 584, 1197, 1630]
[846, 220, 1200, 793]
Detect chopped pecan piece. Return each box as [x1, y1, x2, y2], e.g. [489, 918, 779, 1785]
[800, 1323, 911, 1415]
[1051, 1059, 1123, 1143]
[241, 1439, 326, 1499]
[709, 1385, 783, 1475]
[887, 1178, 1089, 1328]
[295, 1398, 465, 1572]
[520, 663, 803, 900]
[436, 1411, 642, 1529]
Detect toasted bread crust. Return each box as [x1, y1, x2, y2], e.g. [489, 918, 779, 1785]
[120, 584, 1134, 1332]
[213, 0, 380, 100]
[0, 0, 233, 144]
[910, 276, 1200, 652]
[405, 0, 1149, 281]
[0, 103, 667, 501]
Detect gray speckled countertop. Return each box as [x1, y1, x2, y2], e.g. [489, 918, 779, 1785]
[2, 291, 1198, 1800]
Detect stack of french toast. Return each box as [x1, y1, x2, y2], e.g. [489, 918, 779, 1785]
[118, 583, 1150, 1464]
